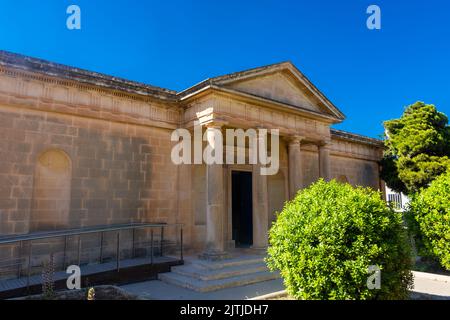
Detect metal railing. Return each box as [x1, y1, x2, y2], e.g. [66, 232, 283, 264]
[0, 222, 184, 285]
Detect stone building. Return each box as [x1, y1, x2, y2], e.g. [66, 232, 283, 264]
[0, 51, 384, 261]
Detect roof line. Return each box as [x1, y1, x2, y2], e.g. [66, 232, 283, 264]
[0, 50, 178, 100]
[0, 50, 346, 122]
[177, 61, 292, 98]
[286, 64, 345, 120]
[331, 128, 384, 146]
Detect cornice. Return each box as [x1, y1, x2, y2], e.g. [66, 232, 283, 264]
[0, 66, 179, 107]
[0, 68, 182, 130]
[0, 50, 177, 101]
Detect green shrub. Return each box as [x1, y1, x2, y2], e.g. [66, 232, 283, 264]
[404, 207, 431, 260]
[42, 253, 55, 300]
[408, 171, 450, 270]
[267, 179, 413, 300]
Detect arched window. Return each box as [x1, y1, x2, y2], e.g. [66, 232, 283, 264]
[30, 150, 72, 232]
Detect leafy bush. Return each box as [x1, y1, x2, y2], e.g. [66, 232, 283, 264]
[267, 179, 413, 300]
[408, 171, 450, 270]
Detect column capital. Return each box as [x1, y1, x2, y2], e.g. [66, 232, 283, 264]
[204, 119, 227, 129]
[286, 135, 304, 146]
[318, 139, 332, 148]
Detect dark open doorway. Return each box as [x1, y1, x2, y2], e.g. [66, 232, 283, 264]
[231, 171, 253, 247]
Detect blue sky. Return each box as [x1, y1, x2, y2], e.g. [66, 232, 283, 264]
[1, 0, 449, 138]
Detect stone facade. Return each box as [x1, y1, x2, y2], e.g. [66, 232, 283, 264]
[0, 87, 179, 236]
[0, 51, 385, 264]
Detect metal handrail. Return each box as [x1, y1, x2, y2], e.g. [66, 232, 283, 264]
[0, 222, 184, 288]
[0, 222, 183, 244]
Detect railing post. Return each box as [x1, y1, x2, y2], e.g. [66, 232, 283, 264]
[160, 226, 164, 257]
[132, 228, 136, 258]
[99, 232, 104, 263]
[26, 241, 32, 294]
[63, 236, 68, 269]
[17, 241, 23, 278]
[77, 236, 81, 266]
[150, 229, 154, 264]
[116, 232, 120, 272]
[180, 227, 183, 262]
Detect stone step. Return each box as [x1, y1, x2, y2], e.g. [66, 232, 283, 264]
[187, 255, 265, 271]
[158, 270, 280, 292]
[171, 261, 268, 281]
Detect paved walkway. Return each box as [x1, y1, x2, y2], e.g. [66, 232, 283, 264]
[411, 271, 450, 299]
[121, 278, 285, 300]
[120, 270, 450, 300]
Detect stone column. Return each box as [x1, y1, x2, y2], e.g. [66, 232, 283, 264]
[288, 136, 303, 199]
[200, 123, 228, 260]
[252, 133, 269, 249]
[318, 141, 331, 181]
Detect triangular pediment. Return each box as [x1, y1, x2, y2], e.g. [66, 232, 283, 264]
[179, 61, 345, 122]
[210, 62, 345, 121]
[224, 71, 323, 113]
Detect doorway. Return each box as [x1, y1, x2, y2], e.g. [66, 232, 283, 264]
[231, 171, 253, 247]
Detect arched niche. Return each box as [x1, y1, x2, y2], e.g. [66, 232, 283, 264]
[30, 149, 72, 232]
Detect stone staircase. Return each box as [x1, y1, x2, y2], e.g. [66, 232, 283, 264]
[158, 254, 280, 292]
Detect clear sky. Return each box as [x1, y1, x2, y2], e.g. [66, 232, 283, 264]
[1, 0, 449, 138]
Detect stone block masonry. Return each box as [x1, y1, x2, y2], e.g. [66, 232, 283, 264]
[0, 105, 178, 236]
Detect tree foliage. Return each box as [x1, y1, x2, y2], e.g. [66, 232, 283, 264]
[266, 179, 413, 300]
[381, 101, 450, 194]
[407, 172, 450, 270]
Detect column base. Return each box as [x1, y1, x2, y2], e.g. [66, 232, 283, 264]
[198, 251, 231, 261]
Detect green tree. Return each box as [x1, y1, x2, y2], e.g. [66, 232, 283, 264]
[381, 101, 450, 194]
[267, 179, 413, 300]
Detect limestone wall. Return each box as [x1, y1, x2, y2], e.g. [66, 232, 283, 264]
[0, 66, 183, 236]
[330, 135, 382, 190]
[0, 105, 179, 235]
[301, 137, 382, 190]
[0, 69, 183, 274]
[301, 148, 320, 188]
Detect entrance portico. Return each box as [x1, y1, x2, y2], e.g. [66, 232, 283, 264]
[178, 61, 380, 259]
[193, 120, 333, 260]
